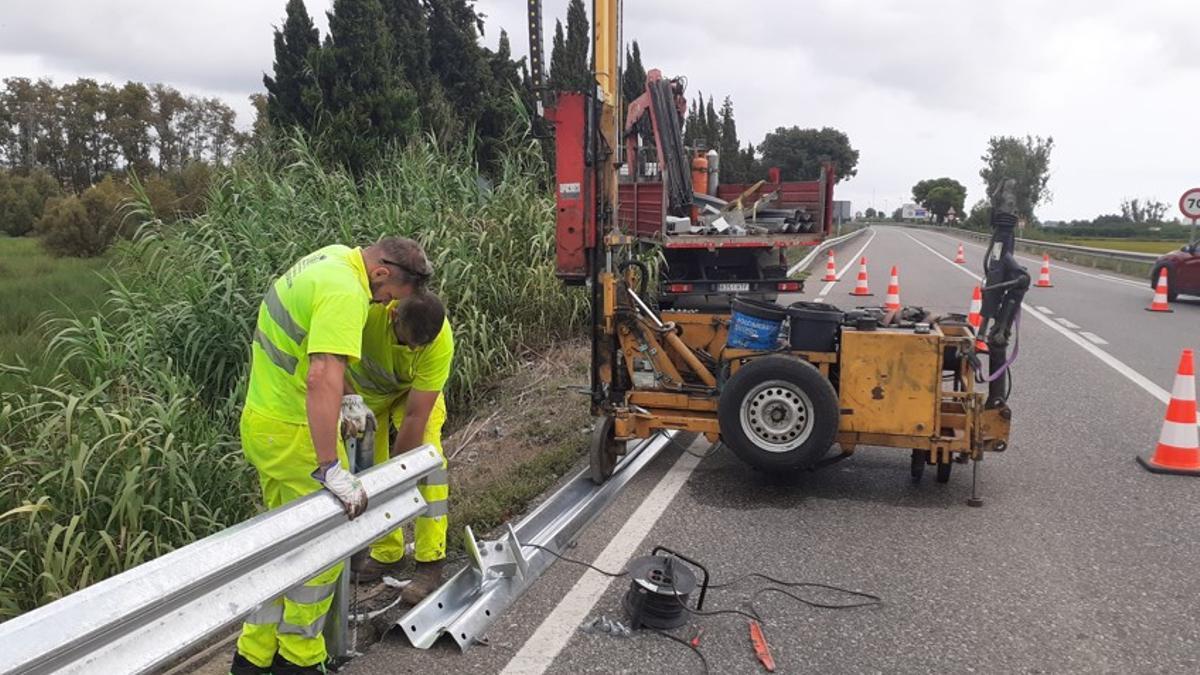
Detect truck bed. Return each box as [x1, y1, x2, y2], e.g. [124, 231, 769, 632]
[656, 233, 824, 249]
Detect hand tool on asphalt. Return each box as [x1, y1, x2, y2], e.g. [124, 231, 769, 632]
[748, 620, 776, 672]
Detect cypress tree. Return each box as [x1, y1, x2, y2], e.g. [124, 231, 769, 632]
[683, 96, 700, 147]
[263, 0, 322, 131]
[622, 40, 646, 102]
[427, 0, 491, 123]
[318, 0, 417, 175]
[549, 20, 567, 90]
[718, 96, 741, 182]
[563, 0, 590, 90]
[382, 0, 432, 89]
[704, 96, 720, 152]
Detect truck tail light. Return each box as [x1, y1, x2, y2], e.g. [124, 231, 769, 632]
[666, 283, 693, 293]
[777, 281, 801, 292]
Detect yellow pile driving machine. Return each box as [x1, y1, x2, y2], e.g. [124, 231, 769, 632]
[528, 0, 1014, 505]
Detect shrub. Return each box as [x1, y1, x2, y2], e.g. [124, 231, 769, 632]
[35, 177, 134, 258]
[0, 170, 62, 237]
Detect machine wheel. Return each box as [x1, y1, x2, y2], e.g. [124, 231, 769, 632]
[718, 356, 839, 472]
[911, 450, 930, 482]
[589, 416, 624, 485]
[935, 457, 953, 483]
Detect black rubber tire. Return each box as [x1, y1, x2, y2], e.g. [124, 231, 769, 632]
[935, 458, 952, 483]
[588, 416, 622, 485]
[911, 449, 929, 482]
[718, 356, 839, 471]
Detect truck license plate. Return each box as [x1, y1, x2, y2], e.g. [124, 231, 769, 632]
[717, 283, 750, 292]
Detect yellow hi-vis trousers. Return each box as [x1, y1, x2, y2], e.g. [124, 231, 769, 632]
[368, 394, 448, 564]
[236, 408, 350, 669]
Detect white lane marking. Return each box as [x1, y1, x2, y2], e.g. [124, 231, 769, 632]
[818, 229, 877, 297]
[917, 228, 1148, 289]
[501, 449, 702, 675]
[1080, 331, 1109, 345]
[1055, 317, 1081, 329]
[901, 231, 1196, 428]
[1036, 306, 1054, 314]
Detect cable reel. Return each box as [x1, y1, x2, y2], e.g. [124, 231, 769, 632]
[622, 546, 709, 630]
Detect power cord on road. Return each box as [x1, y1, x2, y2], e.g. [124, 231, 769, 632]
[525, 542, 883, 673]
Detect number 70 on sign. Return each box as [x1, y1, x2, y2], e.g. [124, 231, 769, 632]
[1181, 188, 1200, 221]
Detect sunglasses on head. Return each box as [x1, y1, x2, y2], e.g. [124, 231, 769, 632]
[380, 258, 430, 282]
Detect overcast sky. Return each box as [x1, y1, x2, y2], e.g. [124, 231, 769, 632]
[2, 0, 1197, 221]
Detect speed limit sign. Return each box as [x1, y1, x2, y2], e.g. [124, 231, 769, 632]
[1181, 187, 1200, 220]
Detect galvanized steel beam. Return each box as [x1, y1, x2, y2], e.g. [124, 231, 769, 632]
[399, 432, 677, 650]
[0, 445, 444, 675]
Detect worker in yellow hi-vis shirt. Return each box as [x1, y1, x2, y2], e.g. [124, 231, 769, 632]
[230, 237, 433, 675]
[347, 290, 454, 605]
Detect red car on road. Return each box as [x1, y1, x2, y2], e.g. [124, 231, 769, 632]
[1151, 242, 1200, 300]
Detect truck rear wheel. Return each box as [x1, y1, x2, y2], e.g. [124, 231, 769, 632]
[718, 356, 839, 471]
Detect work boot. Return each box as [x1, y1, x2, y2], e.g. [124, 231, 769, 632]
[228, 652, 271, 675]
[401, 559, 446, 605]
[272, 654, 327, 674]
[352, 554, 409, 583]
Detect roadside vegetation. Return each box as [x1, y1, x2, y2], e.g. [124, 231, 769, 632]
[0, 133, 585, 619]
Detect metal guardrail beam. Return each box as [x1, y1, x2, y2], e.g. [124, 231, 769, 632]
[0, 445, 444, 675]
[399, 432, 677, 650]
[788, 226, 870, 277]
[903, 223, 1162, 262]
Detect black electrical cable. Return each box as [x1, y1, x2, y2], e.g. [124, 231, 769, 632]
[521, 542, 629, 577]
[649, 627, 709, 675]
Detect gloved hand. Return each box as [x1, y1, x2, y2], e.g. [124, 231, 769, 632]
[340, 394, 376, 438]
[313, 461, 369, 519]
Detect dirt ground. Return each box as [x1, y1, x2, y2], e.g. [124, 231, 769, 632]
[173, 340, 593, 675]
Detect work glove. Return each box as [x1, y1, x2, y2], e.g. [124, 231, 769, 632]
[340, 394, 376, 438]
[313, 461, 369, 519]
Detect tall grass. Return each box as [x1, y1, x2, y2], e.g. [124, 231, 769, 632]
[0, 132, 586, 619]
[0, 237, 109, 388]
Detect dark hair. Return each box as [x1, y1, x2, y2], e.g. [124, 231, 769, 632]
[376, 236, 433, 287]
[393, 290, 446, 346]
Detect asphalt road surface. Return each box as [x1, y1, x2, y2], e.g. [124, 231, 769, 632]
[345, 225, 1200, 675]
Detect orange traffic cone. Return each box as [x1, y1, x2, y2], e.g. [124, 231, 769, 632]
[1137, 349, 1200, 476]
[823, 249, 837, 281]
[884, 266, 901, 311]
[954, 243, 966, 264]
[967, 285, 987, 352]
[1035, 254, 1053, 288]
[1146, 268, 1173, 313]
[850, 257, 872, 296]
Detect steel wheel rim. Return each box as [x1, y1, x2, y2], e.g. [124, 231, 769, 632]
[739, 378, 814, 453]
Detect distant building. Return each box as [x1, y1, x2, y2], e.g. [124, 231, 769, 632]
[832, 200, 851, 224]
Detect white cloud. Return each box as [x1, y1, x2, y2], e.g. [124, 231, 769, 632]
[2, 0, 1197, 220]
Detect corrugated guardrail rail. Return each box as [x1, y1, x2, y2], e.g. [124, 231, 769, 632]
[788, 226, 870, 277]
[0, 445, 443, 675]
[899, 223, 1163, 278]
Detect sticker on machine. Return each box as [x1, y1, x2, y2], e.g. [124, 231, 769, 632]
[559, 182, 581, 198]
